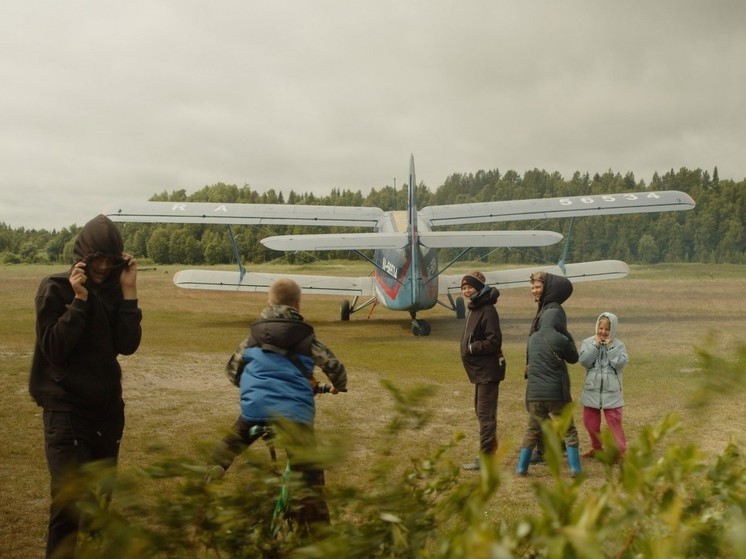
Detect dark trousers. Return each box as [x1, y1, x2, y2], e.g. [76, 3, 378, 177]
[42, 409, 124, 559]
[213, 416, 330, 526]
[474, 382, 500, 454]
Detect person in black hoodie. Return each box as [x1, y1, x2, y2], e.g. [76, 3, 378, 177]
[515, 271, 581, 477]
[29, 215, 142, 559]
[459, 271, 505, 471]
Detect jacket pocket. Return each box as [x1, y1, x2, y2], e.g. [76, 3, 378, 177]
[497, 355, 506, 382]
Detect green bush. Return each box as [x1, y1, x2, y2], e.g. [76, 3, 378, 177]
[70, 347, 746, 558]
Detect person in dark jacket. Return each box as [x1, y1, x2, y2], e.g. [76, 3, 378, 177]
[525, 272, 565, 464]
[459, 271, 505, 471]
[516, 272, 581, 477]
[210, 278, 347, 529]
[29, 214, 142, 558]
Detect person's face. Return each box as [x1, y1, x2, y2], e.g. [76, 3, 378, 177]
[87, 255, 121, 285]
[596, 318, 611, 340]
[461, 284, 477, 299]
[530, 280, 544, 302]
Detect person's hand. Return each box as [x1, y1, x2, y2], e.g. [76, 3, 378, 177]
[69, 262, 88, 301]
[119, 253, 138, 299]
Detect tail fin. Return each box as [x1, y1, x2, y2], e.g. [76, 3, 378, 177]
[407, 154, 419, 305]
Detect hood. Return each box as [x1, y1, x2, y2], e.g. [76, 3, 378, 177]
[72, 215, 124, 263]
[251, 305, 313, 351]
[540, 273, 573, 306]
[468, 286, 500, 309]
[596, 311, 619, 340]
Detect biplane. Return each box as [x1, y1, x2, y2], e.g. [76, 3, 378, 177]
[105, 155, 695, 335]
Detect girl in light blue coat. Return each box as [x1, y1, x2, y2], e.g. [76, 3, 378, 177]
[578, 312, 628, 461]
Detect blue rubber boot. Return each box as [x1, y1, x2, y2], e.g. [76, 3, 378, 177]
[515, 448, 532, 476]
[566, 446, 582, 477]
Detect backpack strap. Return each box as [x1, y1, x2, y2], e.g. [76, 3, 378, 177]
[259, 332, 315, 378]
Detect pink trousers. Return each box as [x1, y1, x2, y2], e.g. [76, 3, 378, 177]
[582, 406, 626, 454]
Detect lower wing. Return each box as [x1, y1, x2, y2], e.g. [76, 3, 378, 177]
[440, 260, 630, 295]
[173, 269, 376, 296]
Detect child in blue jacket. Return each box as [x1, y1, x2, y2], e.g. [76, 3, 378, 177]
[211, 278, 347, 528]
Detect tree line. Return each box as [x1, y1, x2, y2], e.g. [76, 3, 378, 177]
[1, 165, 744, 266]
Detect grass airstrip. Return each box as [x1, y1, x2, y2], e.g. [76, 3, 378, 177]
[1, 262, 744, 557]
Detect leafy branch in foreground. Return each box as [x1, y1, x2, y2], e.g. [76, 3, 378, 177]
[71, 346, 744, 558]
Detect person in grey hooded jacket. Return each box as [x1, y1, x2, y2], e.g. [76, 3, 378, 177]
[516, 272, 581, 477]
[578, 312, 628, 461]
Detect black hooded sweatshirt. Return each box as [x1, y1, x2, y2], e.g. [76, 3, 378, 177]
[29, 215, 142, 419]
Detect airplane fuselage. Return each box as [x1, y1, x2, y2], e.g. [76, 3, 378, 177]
[373, 211, 439, 312]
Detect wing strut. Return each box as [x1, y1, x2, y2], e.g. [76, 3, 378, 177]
[557, 218, 575, 274]
[227, 224, 246, 280]
[426, 248, 472, 286]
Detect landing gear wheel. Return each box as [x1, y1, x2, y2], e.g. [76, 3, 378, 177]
[455, 296, 465, 319]
[411, 320, 431, 336]
[340, 299, 351, 321]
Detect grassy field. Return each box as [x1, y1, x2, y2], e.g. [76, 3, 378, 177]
[1, 262, 744, 557]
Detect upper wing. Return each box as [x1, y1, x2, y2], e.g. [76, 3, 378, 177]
[173, 269, 375, 296]
[103, 201, 384, 227]
[439, 260, 630, 295]
[420, 191, 695, 227]
[418, 230, 562, 248]
[261, 233, 409, 251]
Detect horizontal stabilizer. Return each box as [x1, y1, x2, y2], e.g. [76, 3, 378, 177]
[173, 269, 375, 296]
[104, 201, 384, 227]
[419, 230, 562, 248]
[440, 260, 630, 294]
[261, 233, 408, 251]
[422, 190, 695, 227]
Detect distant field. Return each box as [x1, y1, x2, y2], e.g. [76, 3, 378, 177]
[1, 262, 744, 558]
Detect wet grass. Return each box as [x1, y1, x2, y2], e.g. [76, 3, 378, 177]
[1, 262, 745, 557]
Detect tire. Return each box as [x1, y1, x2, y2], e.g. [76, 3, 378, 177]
[340, 299, 351, 321]
[412, 320, 431, 336]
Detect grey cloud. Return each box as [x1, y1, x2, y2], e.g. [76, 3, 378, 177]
[1, 0, 744, 230]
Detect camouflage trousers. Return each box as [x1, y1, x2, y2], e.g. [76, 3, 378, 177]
[521, 400, 579, 450]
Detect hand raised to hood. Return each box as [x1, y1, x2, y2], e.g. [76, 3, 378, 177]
[69, 261, 89, 301]
[119, 253, 138, 300]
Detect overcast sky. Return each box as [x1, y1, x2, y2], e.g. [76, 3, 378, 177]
[2, 1, 744, 231]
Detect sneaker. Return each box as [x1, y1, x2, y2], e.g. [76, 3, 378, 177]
[461, 458, 480, 471]
[529, 450, 546, 465]
[581, 449, 600, 459]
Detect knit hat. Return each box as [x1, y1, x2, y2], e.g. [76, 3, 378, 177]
[461, 270, 486, 291]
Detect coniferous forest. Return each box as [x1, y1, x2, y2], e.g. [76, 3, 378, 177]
[1, 165, 744, 266]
